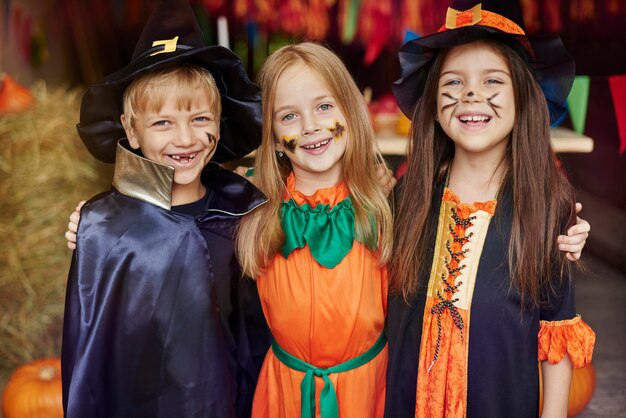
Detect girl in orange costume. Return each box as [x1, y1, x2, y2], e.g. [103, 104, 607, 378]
[236, 42, 393, 418]
[386, 1, 595, 417]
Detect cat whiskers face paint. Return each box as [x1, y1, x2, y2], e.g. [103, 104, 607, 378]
[328, 120, 346, 141]
[486, 93, 502, 118]
[440, 92, 459, 126]
[206, 132, 217, 146]
[204, 132, 218, 157]
[281, 135, 298, 153]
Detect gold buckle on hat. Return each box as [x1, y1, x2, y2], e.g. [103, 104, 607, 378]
[445, 4, 482, 29]
[150, 36, 179, 56]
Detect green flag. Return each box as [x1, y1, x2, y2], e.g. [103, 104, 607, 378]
[567, 76, 591, 134]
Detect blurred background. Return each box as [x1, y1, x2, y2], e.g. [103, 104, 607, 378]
[0, 0, 624, 416]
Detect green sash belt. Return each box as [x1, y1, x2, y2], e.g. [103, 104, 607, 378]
[271, 332, 387, 418]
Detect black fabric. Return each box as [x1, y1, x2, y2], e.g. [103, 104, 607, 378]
[172, 191, 210, 216]
[385, 183, 576, 418]
[62, 166, 270, 418]
[384, 182, 442, 418]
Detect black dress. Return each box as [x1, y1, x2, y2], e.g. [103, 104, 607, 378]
[385, 182, 594, 418]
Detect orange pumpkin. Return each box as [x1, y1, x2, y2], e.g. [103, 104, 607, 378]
[539, 362, 596, 417]
[1, 357, 63, 418]
[0, 73, 34, 114]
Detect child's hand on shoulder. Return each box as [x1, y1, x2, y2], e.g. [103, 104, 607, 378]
[376, 163, 396, 197]
[65, 201, 85, 249]
[233, 166, 254, 180]
[558, 203, 590, 261]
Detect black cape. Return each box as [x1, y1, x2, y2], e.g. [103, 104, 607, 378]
[62, 145, 269, 418]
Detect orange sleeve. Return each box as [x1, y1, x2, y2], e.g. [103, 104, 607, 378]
[538, 315, 595, 368]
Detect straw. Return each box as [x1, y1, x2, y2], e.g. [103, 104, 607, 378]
[0, 82, 112, 377]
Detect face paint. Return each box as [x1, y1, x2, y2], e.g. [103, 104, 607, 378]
[281, 135, 298, 153]
[328, 120, 346, 141]
[440, 92, 459, 113]
[206, 132, 217, 145]
[486, 93, 502, 118]
[440, 92, 459, 126]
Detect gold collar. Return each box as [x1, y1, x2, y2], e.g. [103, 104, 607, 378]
[112, 140, 174, 210]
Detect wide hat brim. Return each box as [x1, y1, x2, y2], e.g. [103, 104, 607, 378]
[392, 26, 575, 125]
[77, 45, 262, 163]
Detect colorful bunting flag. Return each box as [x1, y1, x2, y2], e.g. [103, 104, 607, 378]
[567, 76, 591, 134]
[359, 0, 391, 64]
[608, 75, 626, 155]
[339, 0, 361, 44]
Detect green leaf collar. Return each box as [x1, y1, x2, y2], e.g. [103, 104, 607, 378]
[281, 196, 356, 269]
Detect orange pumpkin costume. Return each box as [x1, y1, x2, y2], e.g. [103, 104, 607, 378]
[251, 174, 388, 418]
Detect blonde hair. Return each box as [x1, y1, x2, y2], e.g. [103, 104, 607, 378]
[123, 64, 221, 127]
[236, 42, 393, 278]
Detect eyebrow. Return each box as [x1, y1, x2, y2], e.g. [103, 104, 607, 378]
[274, 94, 334, 115]
[439, 69, 510, 78]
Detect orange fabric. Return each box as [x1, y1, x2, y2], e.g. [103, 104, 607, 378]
[285, 172, 350, 207]
[415, 188, 496, 418]
[538, 315, 596, 368]
[414, 188, 496, 418]
[416, 298, 469, 417]
[252, 176, 388, 418]
[438, 9, 526, 35]
[442, 188, 497, 215]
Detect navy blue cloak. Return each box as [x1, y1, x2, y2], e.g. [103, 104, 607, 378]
[62, 144, 269, 418]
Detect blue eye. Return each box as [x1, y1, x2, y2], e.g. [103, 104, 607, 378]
[193, 116, 210, 123]
[152, 120, 170, 127]
[443, 79, 461, 87]
[319, 103, 332, 111]
[486, 79, 503, 85]
[282, 113, 296, 121]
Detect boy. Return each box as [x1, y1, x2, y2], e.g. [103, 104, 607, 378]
[61, 1, 270, 417]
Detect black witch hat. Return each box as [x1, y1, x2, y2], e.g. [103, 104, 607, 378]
[392, 0, 574, 124]
[77, 0, 262, 163]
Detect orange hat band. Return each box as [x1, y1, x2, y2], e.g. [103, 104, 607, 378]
[438, 4, 526, 36]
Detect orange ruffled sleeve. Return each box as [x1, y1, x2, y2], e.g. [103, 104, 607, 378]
[538, 315, 595, 368]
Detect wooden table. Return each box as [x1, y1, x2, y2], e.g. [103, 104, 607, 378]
[376, 127, 594, 155]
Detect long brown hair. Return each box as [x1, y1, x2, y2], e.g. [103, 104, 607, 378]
[390, 39, 576, 307]
[236, 42, 393, 278]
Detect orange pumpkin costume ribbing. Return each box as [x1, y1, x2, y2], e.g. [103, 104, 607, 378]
[251, 176, 388, 418]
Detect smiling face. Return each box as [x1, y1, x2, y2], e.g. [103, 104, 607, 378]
[437, 41, 515, 161]
[272, 63, 348, 191]
[122, 77, 220, 205]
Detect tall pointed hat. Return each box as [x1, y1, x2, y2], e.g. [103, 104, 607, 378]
[393, 0, 574, 124]
[77, 0, 262, 163]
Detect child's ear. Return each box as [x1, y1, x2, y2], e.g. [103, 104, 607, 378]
[273, 136, 283, 153]
[120, 114, 140, 149]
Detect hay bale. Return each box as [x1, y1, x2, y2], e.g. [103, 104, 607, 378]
[0, 82, 113, 376]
